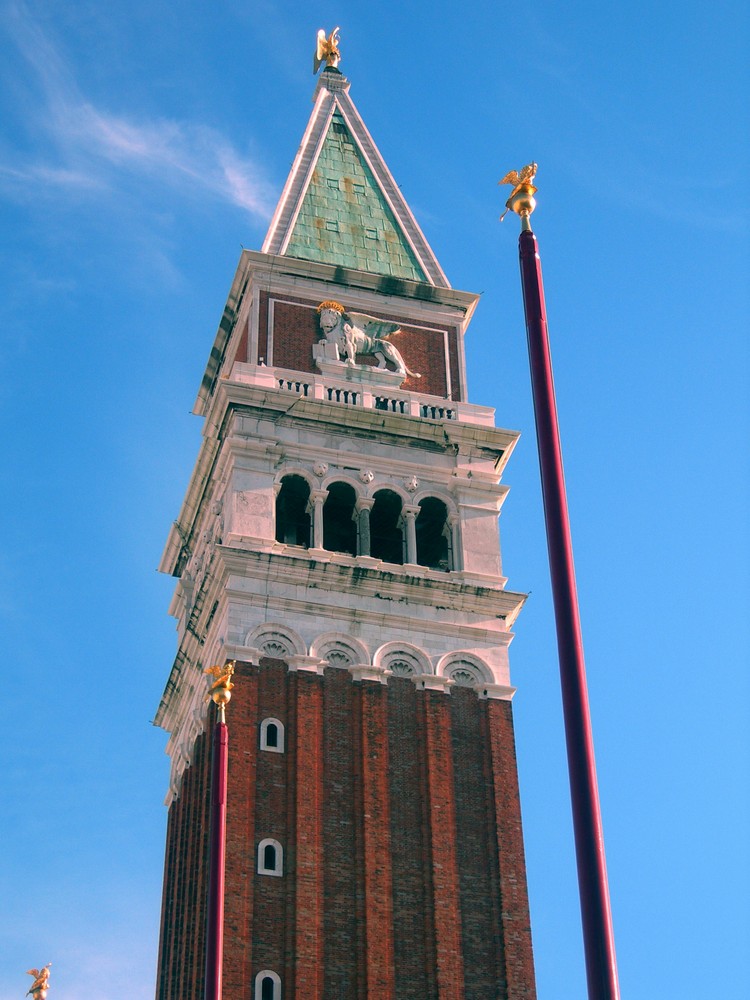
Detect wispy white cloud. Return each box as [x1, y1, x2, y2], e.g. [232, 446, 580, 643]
[0, 161, 106, 190]
[1, 1, 275, 219]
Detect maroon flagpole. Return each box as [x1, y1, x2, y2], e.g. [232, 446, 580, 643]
[504, 176, 619, 999]
[204, 664, 234, 1000]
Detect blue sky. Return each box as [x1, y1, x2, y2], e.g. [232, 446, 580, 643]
[1, 1, 747, 998]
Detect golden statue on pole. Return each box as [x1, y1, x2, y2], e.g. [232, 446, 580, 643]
[25, 964, 51, 999]
[314, 27, 341, 73]
[499, 162, 538, 227]
[204, 662, 235, 716]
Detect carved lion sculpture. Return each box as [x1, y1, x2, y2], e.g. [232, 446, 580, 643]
[316, 301, 421, 379]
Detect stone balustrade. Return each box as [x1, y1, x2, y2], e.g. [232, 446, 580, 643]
[229, 361, 495, 427]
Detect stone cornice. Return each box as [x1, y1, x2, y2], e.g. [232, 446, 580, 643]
[218, 544, 525, 621]
[210, 378, 518, 459]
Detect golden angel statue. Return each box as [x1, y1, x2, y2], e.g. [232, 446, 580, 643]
[203, 660, 234, 722]
[203, 663, 234, 701]
[498, 162, 538, 221]
[314, 27, 341, 73]
[26, 964, 51, 998]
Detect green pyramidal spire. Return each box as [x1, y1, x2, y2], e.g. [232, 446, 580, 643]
[285, 112, 427, 280]
[263, 69, 450, 289]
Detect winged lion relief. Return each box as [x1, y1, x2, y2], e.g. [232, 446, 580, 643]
[315, 301, 421, 379]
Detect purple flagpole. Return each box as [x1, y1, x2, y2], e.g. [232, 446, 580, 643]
[505, 177, 620, 999]
[204, 666, 234, 1000]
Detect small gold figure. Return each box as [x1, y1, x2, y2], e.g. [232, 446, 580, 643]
[26, 964, 51, 999]
[204, 661, 235, 708]
[314, 27, 341, 73]
[498, 162, 538, 224]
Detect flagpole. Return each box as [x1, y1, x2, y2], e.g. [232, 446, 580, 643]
[204, 662, 235, 1000]
[502, 175, 620, 999]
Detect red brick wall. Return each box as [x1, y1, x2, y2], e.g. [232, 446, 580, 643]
[360, 681, 396, 996]
[451, 688, 506, 997]
[421, 690, 466, 999]
[486, 699, 537, 999]
[322, 668, 361, 995]
[250, 292, 462, 400]
[387, 678, 432, 998]
[155, 729, 210, 1000]
[223, 663, 258, 998]
[291, 669, 325, 998]
[155, 664, 535, 999]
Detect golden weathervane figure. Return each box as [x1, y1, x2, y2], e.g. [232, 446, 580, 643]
[26, 964, 51, 999]
[314, 27, 341, 73]
[204, 661, 235, 715]
[499, 162, 538, 227]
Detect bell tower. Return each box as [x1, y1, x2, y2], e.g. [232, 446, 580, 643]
[154, 61, 536, 1000]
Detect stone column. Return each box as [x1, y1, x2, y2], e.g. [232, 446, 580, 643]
[272, 481, 282, 541]
[447, 513, 461, 572]
[309, 489, 328, 550]
[402, 505, 420, 565]
[355, 497, 374, 557]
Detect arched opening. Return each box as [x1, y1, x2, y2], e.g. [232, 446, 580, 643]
[323, 481, 357, 555]
[370, 489, 404, 564]
[260, 718, 284, 753]
[416, 497, 450, 570]
[254, 971, 281, 1000]
[257, 838, 283, 876]
[275, 475, 310, 547]
[261, 978, 275, 1000]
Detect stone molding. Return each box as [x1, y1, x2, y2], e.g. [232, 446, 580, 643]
[478, 683, 517, 701]
[161, 626, 513, 799]
[347, 664, 389, 684]
[411, 674, 453, 693]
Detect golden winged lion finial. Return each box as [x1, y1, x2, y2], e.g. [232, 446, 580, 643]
[26, 964, 51, 999]
[314, 27, 341, 73]
[204, 661, 235, 710]
[498, 162, 538, 224]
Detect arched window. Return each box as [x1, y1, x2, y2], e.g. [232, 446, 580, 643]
[275, 475, 311, 547]
[416, 497, 450, 570]
[257, 838, 283, 876]
[323, 481, 357, 555]
[260, 718, 285, 753]
[254, 970, 281, 1000]
[370, 489, 404, 564]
